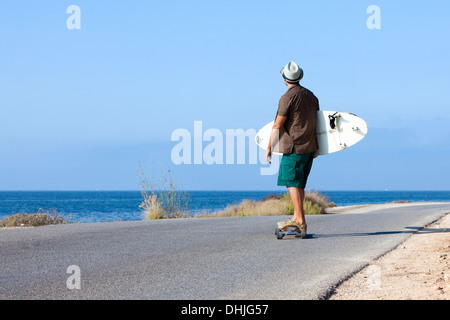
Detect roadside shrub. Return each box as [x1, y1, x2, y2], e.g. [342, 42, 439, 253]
[0, 209, 68, 228]
[138, 163, 190, 219]
[304, 190, 337, 213]
[283, 190, 336, 215]
[200, 190, 336, 218]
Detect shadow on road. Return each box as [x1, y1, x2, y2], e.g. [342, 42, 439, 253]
[307, 226, 450, 239]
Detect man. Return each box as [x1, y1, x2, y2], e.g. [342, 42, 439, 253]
[265, 61, 319, 233]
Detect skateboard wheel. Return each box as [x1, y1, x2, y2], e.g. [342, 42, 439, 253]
[300, 231, 307, 239]
[276, 228, 283, 240]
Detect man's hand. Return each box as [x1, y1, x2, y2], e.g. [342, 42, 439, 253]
[265, 115, 286, 164]
[265, 148, 272, 164]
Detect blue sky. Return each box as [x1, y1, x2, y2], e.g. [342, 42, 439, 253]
[1, 0, 449, 191]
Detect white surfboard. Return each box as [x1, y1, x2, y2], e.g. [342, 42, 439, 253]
[255, 111, 368, 156]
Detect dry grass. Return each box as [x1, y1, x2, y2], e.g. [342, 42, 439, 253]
[198, 190, 336, 218]
[0, 209, 69, 228]
[138, 163, 190, 220]
[304, 190, 337, 214]
[198, 198, 291, 218]
[139, 194, 164, 220]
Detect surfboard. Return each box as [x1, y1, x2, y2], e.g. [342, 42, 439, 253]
[255, 111, 368, 157]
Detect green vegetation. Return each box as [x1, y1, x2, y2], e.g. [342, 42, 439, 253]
[0, 209, 69, 228]
[198, 190, 336, 218]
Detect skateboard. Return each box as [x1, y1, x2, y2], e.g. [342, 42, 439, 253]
[275, 226, 307, 239]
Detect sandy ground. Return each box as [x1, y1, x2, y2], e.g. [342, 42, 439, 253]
[329, 204, 450, 300]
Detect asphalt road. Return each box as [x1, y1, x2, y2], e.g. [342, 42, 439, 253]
[1, 203, 449, 300]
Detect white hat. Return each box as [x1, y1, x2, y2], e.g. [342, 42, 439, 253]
[280, 61, 303, 83]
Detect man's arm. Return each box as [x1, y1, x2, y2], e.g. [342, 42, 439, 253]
[265, 115, 287, 164]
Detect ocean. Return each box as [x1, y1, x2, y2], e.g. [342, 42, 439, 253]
[0, 191, 449, 224]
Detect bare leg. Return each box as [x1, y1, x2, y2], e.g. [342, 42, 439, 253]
[287, 186, 306, 226]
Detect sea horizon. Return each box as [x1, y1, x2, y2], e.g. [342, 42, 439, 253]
[1, 190, 449, 224]
[1, 189, 450, 192]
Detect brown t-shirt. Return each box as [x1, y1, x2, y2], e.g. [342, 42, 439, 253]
[274, 85, 319, 154]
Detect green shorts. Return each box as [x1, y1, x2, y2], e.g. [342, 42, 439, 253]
[277, 152, 314, 189]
